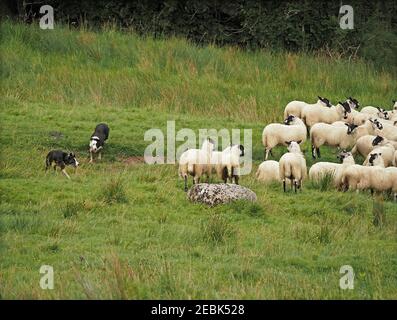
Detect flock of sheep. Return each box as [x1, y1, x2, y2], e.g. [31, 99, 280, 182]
[258, 97, 397, 199]
[178, 96, 397, 201]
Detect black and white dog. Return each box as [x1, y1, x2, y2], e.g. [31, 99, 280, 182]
[45, 150, 79, 179]
[89, 123, 110, 163]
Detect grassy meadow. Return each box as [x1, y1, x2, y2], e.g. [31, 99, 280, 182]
[0, 21, 396, 299]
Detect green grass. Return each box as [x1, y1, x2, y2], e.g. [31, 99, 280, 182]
[0, 21, 396, 299]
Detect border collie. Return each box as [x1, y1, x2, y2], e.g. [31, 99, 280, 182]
[89, 123, 110, 163]
[45, 150, 79, 179]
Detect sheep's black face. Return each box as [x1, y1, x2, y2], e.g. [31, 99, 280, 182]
[239, 145, 244, 156]
[346, 123, 358, 135]
[373, 119, 383, 130]
[348, 97, 360, 109]
[372, 135, 384, 146]
[368, 153, 380, 166]
[337, 152, 345, 162]
[284, 115, 295, 125]
[339, 101, 351, 119]
[318, 96, 332, 108]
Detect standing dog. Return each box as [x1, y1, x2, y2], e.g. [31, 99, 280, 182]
[45, 150, 79, 179]
[89, 123, 109, 163]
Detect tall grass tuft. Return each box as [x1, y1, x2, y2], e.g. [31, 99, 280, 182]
[102, 176, 128, 205]
[310, 172, 334, 192]
[201, 214, 235, 244]
[62, 202, 82, 218]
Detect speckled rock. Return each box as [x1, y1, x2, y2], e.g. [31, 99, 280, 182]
[187, 183, 257, 206]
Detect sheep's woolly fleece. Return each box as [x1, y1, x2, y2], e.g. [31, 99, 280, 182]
[187, 183, 257, 206]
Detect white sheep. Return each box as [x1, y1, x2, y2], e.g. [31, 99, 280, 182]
[394, 150, 397, 166]
[360, 106, 389, 119]
[351, 134, 397, 159]
[351, 135, 378, 158]
[373, 119, 397, 141]
[331, 121, 348, 127]
[262, 115, 307, 160]
[279, 141, 307, 192]
[363, 144, 396, 167]
[283, 96, 331, 119]
[309, 123, 357, 158]
[341, 152, 385, 193]
[178, 138, 215, 191]
[385, 167, 397, 201]
[302, 100, 352, 128]
[309, 151, 355, 186]
[211, 144, 244, 184]
[256, 160, 280, 183]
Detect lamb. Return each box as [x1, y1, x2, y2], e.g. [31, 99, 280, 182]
[283, 96, 331, 119]
[279, 141, 307, 192]
[363, 143, 396, 167]
[211, 144, 244, 184]
[301, 100, 351, 128]
[178, 138, 215, 191]
[262, 115, 307, 160]
[309, 151, 355, 186]
[256, 160, 280, 183]
[309, 123, 357, 158]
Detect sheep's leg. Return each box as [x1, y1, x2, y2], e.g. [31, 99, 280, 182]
[233, 169, 239, 185]
[265, 149, 271, 160]
[394, 192, 397, 202]
[184, 176, 188, 192]
[283, 179, 286, 192]
[294, 180, 297, 193]
[311, 145, 316, 159]
[316, 148, 321, 158]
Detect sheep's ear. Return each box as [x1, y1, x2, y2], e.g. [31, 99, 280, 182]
[394, 121, 397, 126]
[285, 141, 291, 145]
[344, 123, 349, 126]
[318, 96, 322, 100]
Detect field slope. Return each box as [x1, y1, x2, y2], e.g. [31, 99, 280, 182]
[0, 22, 396, 299]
